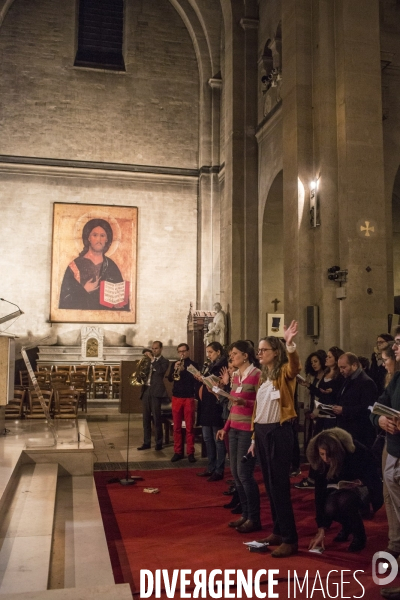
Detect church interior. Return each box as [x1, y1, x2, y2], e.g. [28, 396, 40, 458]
[1, 0, 400, 597]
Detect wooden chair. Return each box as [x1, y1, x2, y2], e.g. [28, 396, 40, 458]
[53, 389, 79, 419]
[74, 365, 90, 377]
[19, 370, 30, 388]
[55, 365, 72, 382]
[37, 364, 53, 380]
[69, 373, 88, 412]
[92, 365, 109, 398]
[109, 365, 120, 399]
[50, 372, 69, 387]
[5, 389, 25, 419]
[74, 365, 91, 395]
[34, 372, 49, 387]
[26, 389, 53, 419]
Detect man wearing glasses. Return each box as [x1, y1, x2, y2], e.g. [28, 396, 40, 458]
[137, 341, 169, 451]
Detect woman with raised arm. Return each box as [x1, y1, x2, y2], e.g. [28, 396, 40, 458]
[216, 341, 261, 534]
[249, 321, 301, 558]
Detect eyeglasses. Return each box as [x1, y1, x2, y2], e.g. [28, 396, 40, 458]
[257, 348, 273, 354]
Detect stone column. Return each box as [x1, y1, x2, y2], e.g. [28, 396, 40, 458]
[282, 0, 315, 353]
[220, 0, 259, 342]
[198, 78, 222, 310]
[311, 0, 341, 349]
[334, 0, 387, 353]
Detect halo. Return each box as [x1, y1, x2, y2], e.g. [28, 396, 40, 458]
[74, 210, 121, 257]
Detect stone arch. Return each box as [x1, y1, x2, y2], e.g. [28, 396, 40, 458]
[261, 170, 284, 331]
[392, 166, 400, 310]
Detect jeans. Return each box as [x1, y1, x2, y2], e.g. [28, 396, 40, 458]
[202, 425, 226, 474]
[229, 428, 260, 523]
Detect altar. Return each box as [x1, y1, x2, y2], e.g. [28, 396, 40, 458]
[37, 325, 143, 366]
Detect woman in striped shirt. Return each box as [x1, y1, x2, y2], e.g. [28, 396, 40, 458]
[217, 341, 261, 534]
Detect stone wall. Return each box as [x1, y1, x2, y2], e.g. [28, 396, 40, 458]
[0, 0, 200, 352]
[0, 170, 198, 352]
[0, 0, 199, 168]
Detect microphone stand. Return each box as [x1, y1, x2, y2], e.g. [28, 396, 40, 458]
[119, 387, 137, 486]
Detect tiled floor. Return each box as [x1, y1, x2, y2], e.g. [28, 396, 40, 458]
[85, 408, 207, 471]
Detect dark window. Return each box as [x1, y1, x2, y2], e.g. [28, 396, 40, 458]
[75, 0, 125, 71]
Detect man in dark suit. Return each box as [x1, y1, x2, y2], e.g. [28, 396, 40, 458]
[333, 352, 377, 447]
[137, 340, 170, 451]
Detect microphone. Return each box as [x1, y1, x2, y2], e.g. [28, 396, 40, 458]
[241, 452, 254, 464]
[0, 298, 24, 325]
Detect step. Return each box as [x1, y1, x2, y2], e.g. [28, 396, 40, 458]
[49, 476, 115, 589]
[0, 463, 58, 594]
[0, 583, 132, 599]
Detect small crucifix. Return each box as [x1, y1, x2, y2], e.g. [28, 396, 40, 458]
[271, 298, 280, 313]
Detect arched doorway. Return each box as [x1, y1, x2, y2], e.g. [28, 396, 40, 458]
[261, 170, 284, 334]
[393, 167, 400, 312]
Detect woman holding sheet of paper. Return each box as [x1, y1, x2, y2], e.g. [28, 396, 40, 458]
[216, 341, 261, 534]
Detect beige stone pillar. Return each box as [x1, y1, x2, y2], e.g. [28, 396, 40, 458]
[220, 0, 259, 343]
[198, 78, 222, 310]
[334, 0, 387, 353]
[282, 0, 315, 354]
[311, 0, 341, 349]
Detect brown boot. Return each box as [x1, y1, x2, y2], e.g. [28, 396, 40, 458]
[236, 520, 262, 534]
[271, 543, 298, 558]
[256, 533, 282, 546]
[228, 517, 246, 528]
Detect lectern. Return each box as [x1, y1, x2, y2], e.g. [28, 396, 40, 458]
[0, 335, 15, 405]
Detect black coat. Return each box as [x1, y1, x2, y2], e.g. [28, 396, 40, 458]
[314, 440, 384, 528]
[197, 356, 228, 427]
[336, 369, 377, 447]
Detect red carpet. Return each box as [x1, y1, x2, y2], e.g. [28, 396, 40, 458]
[95, 467, 392, 599]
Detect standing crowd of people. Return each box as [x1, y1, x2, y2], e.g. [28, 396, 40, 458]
[135, 325, 400, 596]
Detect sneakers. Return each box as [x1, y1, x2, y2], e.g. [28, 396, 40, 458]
[171, 453, 184, 462]
[290, 469, 301, 478]
[294, 477, 315, 489]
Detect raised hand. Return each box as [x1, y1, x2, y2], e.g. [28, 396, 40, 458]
[283, 320, 298, 346]
[219, 366, 230, 386]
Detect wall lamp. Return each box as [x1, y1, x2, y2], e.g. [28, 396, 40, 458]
[309, 179, 320, 227]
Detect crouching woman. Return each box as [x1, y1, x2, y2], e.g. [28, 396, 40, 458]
[307, 428, 383, 553]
